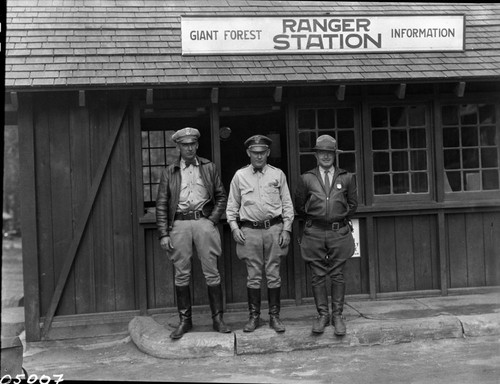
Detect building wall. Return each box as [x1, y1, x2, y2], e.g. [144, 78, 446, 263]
[17, 85, 500, 341]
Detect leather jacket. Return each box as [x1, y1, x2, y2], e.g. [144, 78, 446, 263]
[156, 156, 227, 238]
[295, 167, 357, 222]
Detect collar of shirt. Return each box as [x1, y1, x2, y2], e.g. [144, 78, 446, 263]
[181, 157, 198, 169]
[252, 164, 268, 174]
[319, 166, 334, 175]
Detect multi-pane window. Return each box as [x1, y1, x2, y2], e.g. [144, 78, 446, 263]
[442, 103, 499, 192]
[297, 107, 357, 174]
[142, 129, 179, 206]
[370, 105, 430, 196]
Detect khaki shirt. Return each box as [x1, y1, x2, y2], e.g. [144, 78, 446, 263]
[177, 158, 209, 212]
[226, 164, 294, 232]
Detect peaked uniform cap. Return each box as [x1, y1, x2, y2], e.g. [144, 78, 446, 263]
[245, 134, 272, 151]
[172, 127, 200, 143]
[313, 135, 337, 152]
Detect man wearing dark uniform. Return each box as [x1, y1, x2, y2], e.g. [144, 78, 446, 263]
[226, 135, 294, 333]
[156, 127, 230, 339]
[295, 135, 358, 336]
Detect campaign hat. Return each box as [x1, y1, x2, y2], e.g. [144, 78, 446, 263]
[244, 135, 272, 152]
[313, 135, 337, 152]
[171, 127, 200, 143]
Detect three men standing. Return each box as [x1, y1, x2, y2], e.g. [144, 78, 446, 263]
[226, 135, 295, 333]
[295, 135, 358, 336]
[156, 127, 230, 339]
[157, 130, 357, 338]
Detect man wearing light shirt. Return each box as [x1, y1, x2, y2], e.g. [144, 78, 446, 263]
[226, 134, 294, 333]
[295, 135, 358, 336]
[156, 127, 230, 339]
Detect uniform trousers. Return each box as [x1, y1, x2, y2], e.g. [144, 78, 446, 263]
[167, 217, 222, 286]
[236, 222, 288, 289]
[299, 224, 355, 287]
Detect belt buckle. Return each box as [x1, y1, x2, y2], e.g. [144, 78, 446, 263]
[264, 220, 271, 229]
[331, 222, 340, 231]
[194, 211, 201, 220]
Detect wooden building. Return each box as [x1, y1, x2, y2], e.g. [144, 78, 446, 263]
[5, 1, 500, 342]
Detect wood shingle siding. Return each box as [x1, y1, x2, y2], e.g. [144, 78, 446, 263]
[5, 1, 500, 90]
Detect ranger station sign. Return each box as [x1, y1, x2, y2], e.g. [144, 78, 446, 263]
[181, 15, 465, 55]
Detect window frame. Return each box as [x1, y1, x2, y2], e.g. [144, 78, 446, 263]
[436, 96, 500, 202]
[294, 101, 364, 206]
[365, 100, 434, 205]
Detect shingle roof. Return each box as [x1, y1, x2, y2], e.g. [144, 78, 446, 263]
[5, 1, 500, 90]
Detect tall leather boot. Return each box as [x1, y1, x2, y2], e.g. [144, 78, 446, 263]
[268, 287, 286, 333]
[311, 284, 330, 334]
[331, 282, 346, 336]
[170, 285, 193, 340]
[207, 284, 231, 333]
[243, 288, 261, 332]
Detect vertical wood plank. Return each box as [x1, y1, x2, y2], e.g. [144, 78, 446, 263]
[153, 228, 173, 308]
[70, 101, 96, 314]
[90, 93, 116, 312]
[437, 211, 448, 294]
[18, 94, 41, 341]
[413, 215, 434, 290]
[50, 94, 76, 315]
[366, 216, 377, 299]
[376, 217, 397, 292]
[447, 213, 467, 288]
[131, 103, 148, 314]
[484, 212, 500, 285]
[292, 221, 304, 304]
[34, 96, 55, 316]
[222, 224, 234, 304]
[144, 230, 156, 308]
[109, 99, 135, 311]
[465, 213, 486, 287]
[395, 216, 415, 291]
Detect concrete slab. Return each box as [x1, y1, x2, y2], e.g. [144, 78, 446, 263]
[347, 298, 439, 320]
[458, 313, 500, 337]
[418, 292, 500, 316]
[128, 316, 235, 359]
[235, 315, 463, 355]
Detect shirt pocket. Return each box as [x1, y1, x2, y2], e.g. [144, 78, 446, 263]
[241, 187, 254, 206]
[263, 184, 281, 205]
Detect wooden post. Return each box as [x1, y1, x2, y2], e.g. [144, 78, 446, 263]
[18, 93, 41, 341]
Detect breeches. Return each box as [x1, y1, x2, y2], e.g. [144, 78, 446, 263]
[236, 223, 288, 289]
[167, 218, 222, 286]
[299, 224, 355, 287]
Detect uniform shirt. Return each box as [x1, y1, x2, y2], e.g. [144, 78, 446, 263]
[177, 158, 209, 212]
[226, 164, 294, 232]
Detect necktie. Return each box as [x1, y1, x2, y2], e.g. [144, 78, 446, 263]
[253, 167, 262, 173]
[185, 159, 197, 167]
[324, 170, 331, 194]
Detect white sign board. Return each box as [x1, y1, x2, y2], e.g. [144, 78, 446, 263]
[181, 15, 465, 55]
[351, 219, 360, 258]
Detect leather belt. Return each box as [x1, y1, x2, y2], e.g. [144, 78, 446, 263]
[309, 219, 347, 231]
[174, 210, 203, 220]
[241, 216, 283, 229]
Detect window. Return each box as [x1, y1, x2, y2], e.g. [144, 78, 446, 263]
[442, 103, 499, 192]
[297, 107, 357, 174]
[140, 113, 211, 210]
[370, 105, 430, 196]
[141, 129, 178, 207]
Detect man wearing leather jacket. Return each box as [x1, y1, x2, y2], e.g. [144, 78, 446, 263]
[156, 127, 230, 339]
[294, 135, 358, 336]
